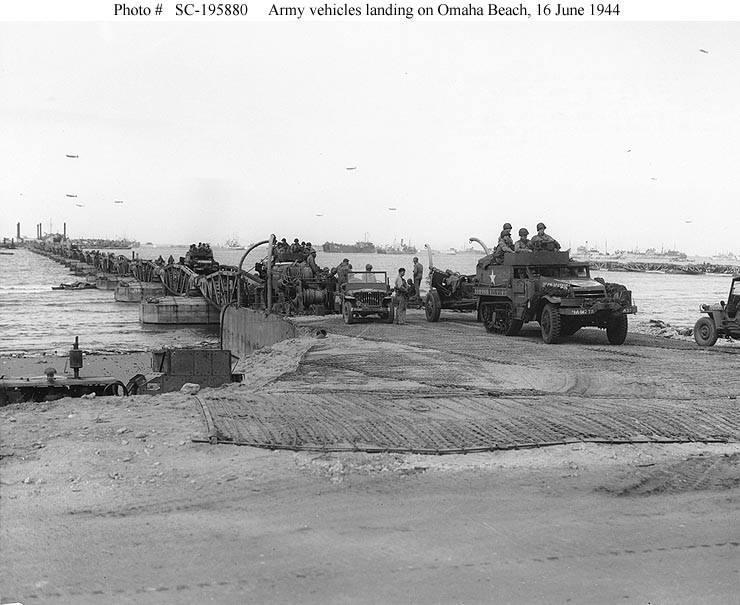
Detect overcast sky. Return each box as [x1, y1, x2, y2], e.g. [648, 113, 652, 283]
[1, 21, 738, 255]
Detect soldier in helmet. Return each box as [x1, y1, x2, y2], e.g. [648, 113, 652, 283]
[492, 223, 515, 263]
[363, 263, 377, 282]
[530, 222, 561, 252]
[501, 223, 513, 244]
[514, 227, 532, 252]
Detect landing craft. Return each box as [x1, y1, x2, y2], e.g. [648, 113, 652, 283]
[75, 203, 84, 207]
[66, 154, 79, 158]
[66, 194, 77, 198]
[114, 200, 124, 204]
[345, 166, 357, 170]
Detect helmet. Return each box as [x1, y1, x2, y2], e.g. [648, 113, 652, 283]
[503, 222, 512, 230]
[365, 263, 373, 271]
[536, 222, 546, 230]
[519, 228, 529, 236]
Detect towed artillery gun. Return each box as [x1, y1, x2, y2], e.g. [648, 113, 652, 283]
[423, 238, 488, 322]
[474, 250, 637, 344]
[693, 275, 740, 346]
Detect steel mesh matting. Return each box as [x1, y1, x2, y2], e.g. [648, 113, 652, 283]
[201, 391, 740, 452]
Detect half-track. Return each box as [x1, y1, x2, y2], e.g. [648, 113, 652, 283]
[473, 250, 637, 344]
[693, 275, 740, 346]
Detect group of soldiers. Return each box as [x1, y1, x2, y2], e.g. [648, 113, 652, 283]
[274, 237, 316, 260]
[492, 222, 561, 263]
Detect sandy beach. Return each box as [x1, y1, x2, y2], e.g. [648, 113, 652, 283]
[2, 311, 738, 604]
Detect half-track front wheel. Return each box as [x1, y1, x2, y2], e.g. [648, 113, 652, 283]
[693, 316, 718, 347]
[540, 303, 561, 344]
[606, 314, 628, 345]
[425, 290, 442, 322]
[342, 301, 355, 325]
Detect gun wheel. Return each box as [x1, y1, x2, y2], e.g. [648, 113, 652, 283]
[425, 291, 441, 322]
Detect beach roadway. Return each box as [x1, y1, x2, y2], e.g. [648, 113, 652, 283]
[1, 310, 738, 604]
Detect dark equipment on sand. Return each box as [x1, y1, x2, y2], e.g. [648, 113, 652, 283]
[474, 250, 637, 345]
[0, 337, 126, 404]
[127, 348, 242, 394]
[693, 276, 740, 346]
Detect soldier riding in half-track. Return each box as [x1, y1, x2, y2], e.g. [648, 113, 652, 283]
[473, 250, 637, 344]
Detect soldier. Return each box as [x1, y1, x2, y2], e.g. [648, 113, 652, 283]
[335, 258, 350, 287]
[514, 227, 532, 252]
[394, 268, 409, 325]
[306, 249, 320, 275]
[492, 226, 515, 264]
[412, 256, 423, 304]
[530, 222, 561, 251]
[500, 223, 514, 247]
[363, 263, 376, 282]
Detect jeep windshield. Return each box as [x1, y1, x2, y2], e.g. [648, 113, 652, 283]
[347, 271, 387, 284]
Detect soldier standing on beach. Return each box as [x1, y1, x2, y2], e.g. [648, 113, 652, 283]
[412, 257, 423, 305]
[394, 268, 408, 325]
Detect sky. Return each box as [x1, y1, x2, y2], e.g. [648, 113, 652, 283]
[1, 20, 738, 256]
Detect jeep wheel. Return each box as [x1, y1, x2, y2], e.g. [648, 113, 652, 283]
[385, 304, 395, 324]
[425, 291, 441, 322]
[606, 314, 628, 345]
[342, 301, 355, 325]
[540, 303, 561, 344]
[693, 316, 718, 347]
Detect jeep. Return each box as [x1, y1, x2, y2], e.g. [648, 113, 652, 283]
[693, 276, 740, 346]
[336, 271, 394, 324]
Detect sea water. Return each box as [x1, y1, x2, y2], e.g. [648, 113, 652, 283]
[0, 246, 734, 355]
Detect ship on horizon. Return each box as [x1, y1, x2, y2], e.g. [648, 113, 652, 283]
[376, 239, 417, 255]
[322, 240, 376, 254]
[219, 237, 246, 250]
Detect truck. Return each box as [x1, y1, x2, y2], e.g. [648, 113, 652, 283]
[473, 250, 637, 344]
